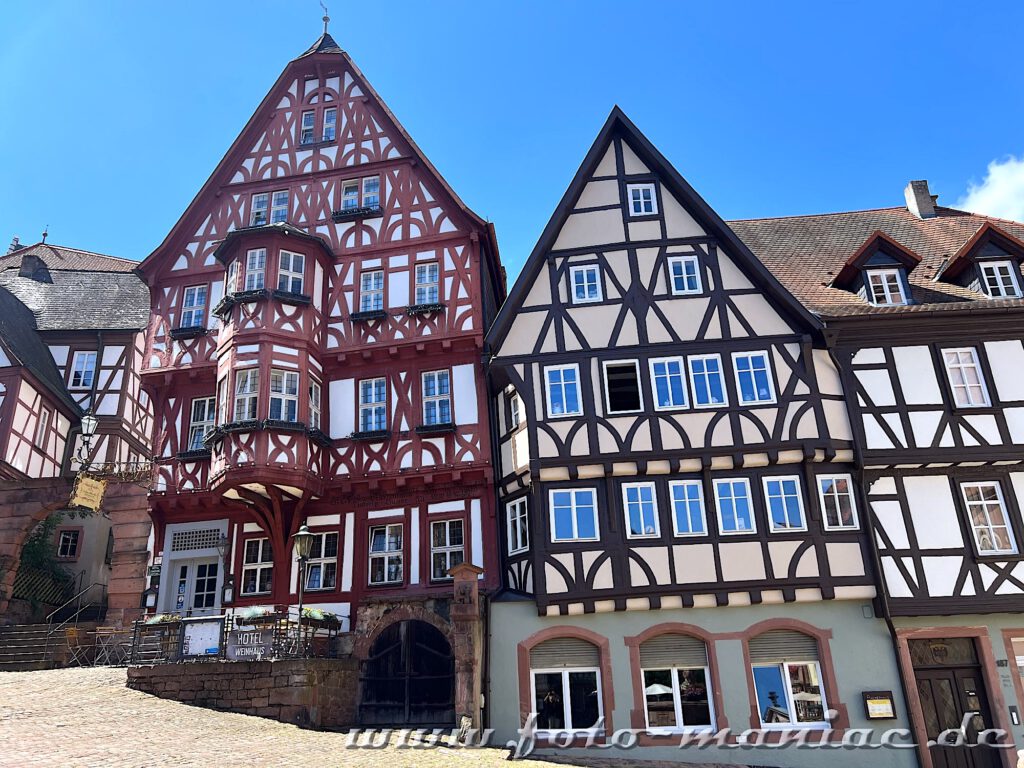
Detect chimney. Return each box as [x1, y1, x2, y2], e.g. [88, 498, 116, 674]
[905, 180, 937, 219]
[6, 236, 22, 254]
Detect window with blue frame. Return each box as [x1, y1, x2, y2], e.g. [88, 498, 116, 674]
[688, 355, 727, 408]
[714, 479, 755, 534]
[549, 488, 599, 541]
[733, 351, 776, 405]
[763, 476, 806, 532]
[668, 255, 702, 295]
[623, 483, 659, 538]
[650, 357, 688, 410]
[670, 480, 706, 536]
[545, 364, 582, 417]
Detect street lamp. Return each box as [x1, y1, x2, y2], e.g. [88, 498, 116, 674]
[78, 411, 99, 467]
[291, 522, 315, 656]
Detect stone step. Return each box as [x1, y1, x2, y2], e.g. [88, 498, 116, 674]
[0, 660, 56, 672]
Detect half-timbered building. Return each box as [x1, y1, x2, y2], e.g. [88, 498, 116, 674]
[137, 30, 502, 726]
[0, 241, 152, 625]
[485, 109, 913, 766]
[736, 184, 1024, 768]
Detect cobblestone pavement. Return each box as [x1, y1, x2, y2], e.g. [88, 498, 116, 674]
[0, 667, 733, 768]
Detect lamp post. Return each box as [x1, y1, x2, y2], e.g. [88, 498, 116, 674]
[291, 523, 315, 656]
[215, 534, 232, 609]
[78, 411, 99, 468]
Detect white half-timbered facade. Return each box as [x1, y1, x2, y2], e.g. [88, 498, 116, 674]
[485, 110, 910, 766]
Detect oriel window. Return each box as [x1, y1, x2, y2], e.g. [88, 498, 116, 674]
[278, 251, 305, 294]
[269, 369, 300, 422]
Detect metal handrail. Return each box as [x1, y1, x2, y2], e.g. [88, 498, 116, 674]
[42, 581, 108, 662]
[45, 578, 101, 625]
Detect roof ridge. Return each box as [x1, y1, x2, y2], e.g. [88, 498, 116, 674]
[727, 206, 907, 223]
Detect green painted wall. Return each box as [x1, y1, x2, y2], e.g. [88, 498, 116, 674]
[487, 599, 918, 768]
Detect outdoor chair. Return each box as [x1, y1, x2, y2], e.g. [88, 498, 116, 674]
[65, 627, 90, 667]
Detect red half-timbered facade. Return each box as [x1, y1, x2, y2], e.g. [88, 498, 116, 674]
[137, 30, 503, 692]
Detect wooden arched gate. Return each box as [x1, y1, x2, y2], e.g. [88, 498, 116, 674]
[358, 620, 455, 726]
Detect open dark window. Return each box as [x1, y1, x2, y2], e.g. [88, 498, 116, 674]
[934, 222, 1024, 299]
[604, 360, 642, 414]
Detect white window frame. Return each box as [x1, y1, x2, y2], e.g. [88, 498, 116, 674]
[622, 481, 660, 539]
[278, 251, 305, 294]
[233, 369, 259, 421]
[358, 377, 387, 433]
[35, 408, 51, 449]
[979, 260, 1021, 298]
[368, 523, 403, 585]
[415, 262, 440, 305]
[943, 347, 991, 408]
[865, 268, 908, 306]
[627, 183, 658, 216]
[241, 538, 273, 596]
[732, 351, 777, 406]
[226, 260, 240, 296]
[57, 529, 80, 559]
[269, 369, 300, 422]
[244, 248, 266, 291]
[250, 192, 269, 226]
[342, 179, 360, 210]
[359, 270, 384, 312]
[308, 379, 322, 431]
[649, 356, 688, 411]
[713, 478, 756, 535]
[216, 377, 228, 425]
[362, 176, 380, 208]
[752, 660, 829, 729]
[817, 475, 859, 531]
[762, 475, 807, 533]
[544, 364, 582, 418]
[270, 189, 289, 224]
[668, 254, 702, 296]
[506, 497, 529, 555]
[960, 481, 1018, 555]
[642, 664, 716, 733]
[548, 488, 600, 542]
[509, 392, 522, 429]
[322, 107, 337, 142]
[430, 519, 465, 581]
[602, 359, 644, 415]
[300, 110, 316, 144]
[303, 532, 338, 591]
[187, 396, 217, 451]
[180, 285, 208, 328]
[422, 369, 452, 426]
[530, 667, 604, 735]
[669, 480, 707, 537]
[688, 354, 728, 409]
[70, 351, 97, 390]
[569, 264, 603, 304]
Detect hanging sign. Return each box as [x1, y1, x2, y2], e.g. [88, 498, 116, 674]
[70, 474, 107, 512]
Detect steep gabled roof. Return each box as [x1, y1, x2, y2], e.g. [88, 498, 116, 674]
[730, 206, 1024, 316]
[0, 242, 139, 273]
[140, 33, 494, 277]
[934, 221, 1024, 281]
[487, 106, 821, 349]
[0, 287, 80, 415]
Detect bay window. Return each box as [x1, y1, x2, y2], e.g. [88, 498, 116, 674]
[187, 396, 217, 450]
[278, 251, 305, 294]
[233, 369, 259, 421]
[308, 380, 322, 431]
[244, 248, 266, 291]
[269, 369, 299, 422]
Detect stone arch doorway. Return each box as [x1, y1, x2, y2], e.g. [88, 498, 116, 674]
[358, 619, 455, 726]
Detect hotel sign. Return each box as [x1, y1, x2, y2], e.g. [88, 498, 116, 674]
[70, 474, 107, 512]
[226, 628, 274, 660]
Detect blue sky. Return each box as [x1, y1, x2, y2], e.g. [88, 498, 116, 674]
[2, 1, 1023, 280]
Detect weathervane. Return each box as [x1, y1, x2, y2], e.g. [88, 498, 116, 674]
[320, 1, 329, 34]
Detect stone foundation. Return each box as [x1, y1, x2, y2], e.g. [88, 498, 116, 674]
[127, 658, 359, 728]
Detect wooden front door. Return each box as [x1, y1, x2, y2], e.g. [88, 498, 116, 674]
[909, 639, 1001, 768]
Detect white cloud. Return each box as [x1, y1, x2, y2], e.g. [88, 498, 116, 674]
[956, 155, 1024, 221]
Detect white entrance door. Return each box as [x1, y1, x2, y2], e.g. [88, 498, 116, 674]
[170, 558, 220, 616]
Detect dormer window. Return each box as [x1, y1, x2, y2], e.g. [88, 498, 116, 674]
[627, 183, 657, 216]
[865, 268, 908, 306]
[979, 260, 1021, 298]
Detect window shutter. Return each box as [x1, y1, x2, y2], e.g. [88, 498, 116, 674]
[530, 637, 600, 668]
[639, 634, 709, 669]
[748, 630, 820, 663]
